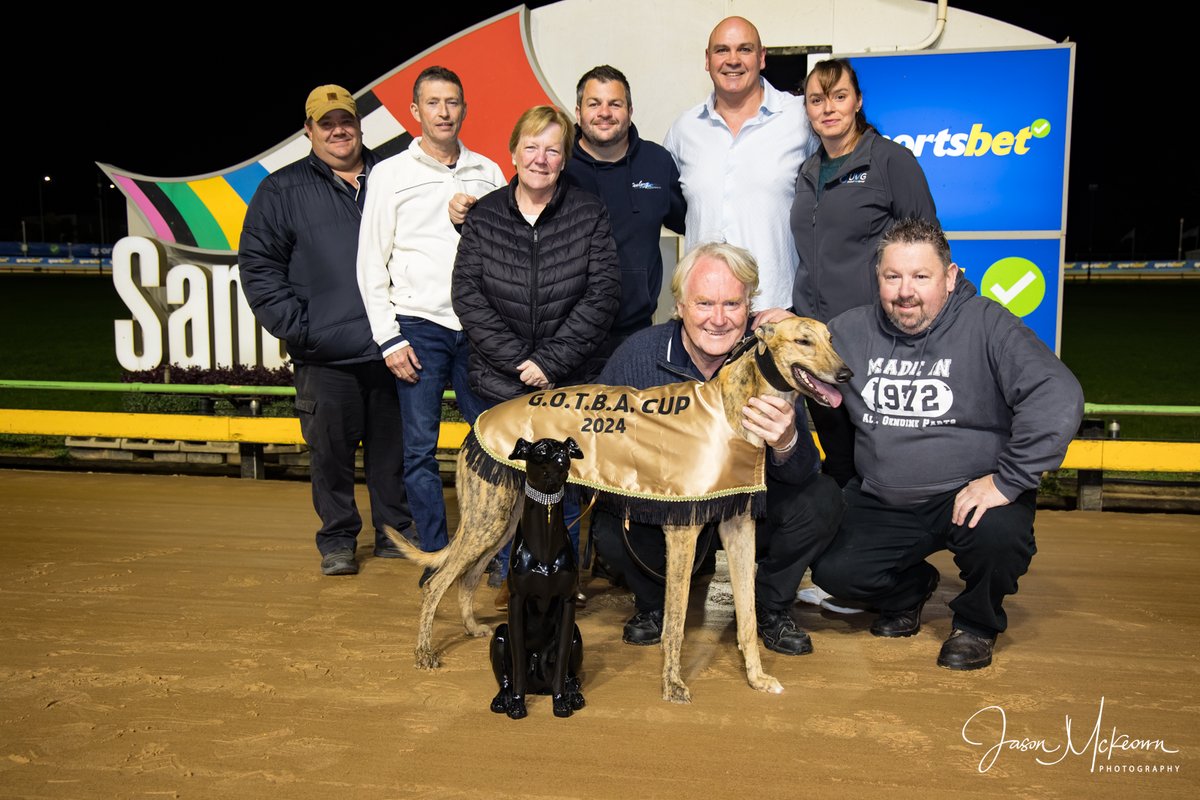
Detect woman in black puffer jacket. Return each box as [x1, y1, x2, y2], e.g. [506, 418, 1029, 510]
[452, 105, 620, 404]
[452, 105, 620, 593]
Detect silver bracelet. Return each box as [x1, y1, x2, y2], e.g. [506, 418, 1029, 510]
[773, 430, 799, 453]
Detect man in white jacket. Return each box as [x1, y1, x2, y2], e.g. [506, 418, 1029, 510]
[357, 66, 505, 570]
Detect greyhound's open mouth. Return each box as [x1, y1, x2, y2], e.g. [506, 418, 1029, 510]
[792, 366, 843, 408]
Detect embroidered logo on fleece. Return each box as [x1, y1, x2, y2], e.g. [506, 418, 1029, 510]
[841, 170, 869, 185]
[631, 180, 662, 190]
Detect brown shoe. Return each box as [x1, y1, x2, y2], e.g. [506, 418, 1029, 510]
[494, 582, 510, 612]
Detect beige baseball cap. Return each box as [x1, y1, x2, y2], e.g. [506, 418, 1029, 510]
[305, 85, 357, 122]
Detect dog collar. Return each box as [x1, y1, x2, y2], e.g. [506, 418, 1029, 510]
[725, 335, 792, 393]
[754, 346, 794, 393]
[525, 483, 564, 506]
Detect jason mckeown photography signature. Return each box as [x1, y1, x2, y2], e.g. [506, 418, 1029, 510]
[961, 697, 1180, 774]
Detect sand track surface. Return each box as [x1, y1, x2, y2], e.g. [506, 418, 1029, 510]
[1, 470, 1196, 798]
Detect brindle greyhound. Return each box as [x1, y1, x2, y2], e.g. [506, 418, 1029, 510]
[488, 437, 585, 719]
[388, 316, 850, 704]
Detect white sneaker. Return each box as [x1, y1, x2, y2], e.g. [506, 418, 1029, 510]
[796, 585, 864, 615]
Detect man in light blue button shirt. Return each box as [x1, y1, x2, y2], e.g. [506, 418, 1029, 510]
[663, 16, 816, 310]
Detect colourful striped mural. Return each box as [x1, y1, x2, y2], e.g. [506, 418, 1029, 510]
[97, 7, 557, 254]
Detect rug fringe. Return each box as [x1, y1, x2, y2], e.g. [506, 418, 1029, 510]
[461, 432, 522, 490]
[597, 491, 766, 526]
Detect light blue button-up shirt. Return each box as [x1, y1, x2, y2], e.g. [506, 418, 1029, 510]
[664, 78, 815, 310]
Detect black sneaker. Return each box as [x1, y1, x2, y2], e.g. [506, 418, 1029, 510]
[320, 549, 358, 576]
[757, 608, 813, 655]
[375, 527, 417, 558]
[373, 540, 406, 559]
[622, 610, 663, 645]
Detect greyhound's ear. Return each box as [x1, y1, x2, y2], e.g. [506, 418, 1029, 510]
[564, 437, 584, 460]
[754, 322, 773, 354]
[509, 438, 532, 461]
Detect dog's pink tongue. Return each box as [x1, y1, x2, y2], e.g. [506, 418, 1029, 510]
[811, 376, 843, 409]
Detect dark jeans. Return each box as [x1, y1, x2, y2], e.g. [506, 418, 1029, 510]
[592, 471, 845, 614]
[294, 360, 412, 556]
[393, 316, 487, 552]
[812, 479, 1037, 636]
[807, 398, 857, 487]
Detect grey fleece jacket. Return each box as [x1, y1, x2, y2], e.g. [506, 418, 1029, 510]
[828, 277, 1083, 506]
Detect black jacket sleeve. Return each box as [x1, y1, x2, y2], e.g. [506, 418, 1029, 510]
[238, 179, 307, 349]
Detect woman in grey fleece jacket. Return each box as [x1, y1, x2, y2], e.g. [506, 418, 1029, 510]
[788, 58, 938, 487]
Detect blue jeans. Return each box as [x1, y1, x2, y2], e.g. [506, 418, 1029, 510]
[394, 316, 487, 552]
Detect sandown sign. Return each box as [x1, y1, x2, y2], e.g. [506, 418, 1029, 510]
[103, 8, 557, 371]
[98, 8, 552, 254]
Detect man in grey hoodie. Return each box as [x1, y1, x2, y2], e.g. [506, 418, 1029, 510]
[814, 218, 1083, 670]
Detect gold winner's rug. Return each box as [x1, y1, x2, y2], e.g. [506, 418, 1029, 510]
[466, 381, 766, 526]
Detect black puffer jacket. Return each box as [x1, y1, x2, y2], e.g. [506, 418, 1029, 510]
[452, 177, 621, 402]
[239, 148, 380, 366]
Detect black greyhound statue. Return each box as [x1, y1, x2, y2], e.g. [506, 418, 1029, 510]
[489, 437, 586, 719]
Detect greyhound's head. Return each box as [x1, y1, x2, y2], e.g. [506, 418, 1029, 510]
[754, 317, 852, 408]
[509, 437, 584, 494]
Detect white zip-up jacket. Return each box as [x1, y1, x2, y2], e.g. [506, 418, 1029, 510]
[357, 137, 504, 356]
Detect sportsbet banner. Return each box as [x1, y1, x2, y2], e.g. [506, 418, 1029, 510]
[850, 46, 1074, 352]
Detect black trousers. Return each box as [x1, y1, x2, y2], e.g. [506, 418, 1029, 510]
[812, 479, 1037, 637]
[593, 472, 844, 614]
[294, 361, 412, 556]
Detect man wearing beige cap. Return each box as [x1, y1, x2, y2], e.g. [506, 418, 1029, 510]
[241, 84, 413, 576]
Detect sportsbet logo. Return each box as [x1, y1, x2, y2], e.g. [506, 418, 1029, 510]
[980, 257, 1046, 317]
[886, 118, 1052, 157]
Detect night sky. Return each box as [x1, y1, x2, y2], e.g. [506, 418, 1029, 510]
[3, 3, 1191, 260]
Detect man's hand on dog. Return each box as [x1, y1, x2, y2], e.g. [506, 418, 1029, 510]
[386, 346, 422, 383]
[741, 394, 798, 455]
[518, 360, 551, 389]
[752, 307, 797, 327]
[953, 474, 1010, 528]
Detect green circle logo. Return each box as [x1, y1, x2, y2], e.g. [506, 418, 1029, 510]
[1030, 118, 1051, 139]
[980, 257, 1045, 317]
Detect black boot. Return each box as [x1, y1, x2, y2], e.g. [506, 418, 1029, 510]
[757, 608, 813, 655]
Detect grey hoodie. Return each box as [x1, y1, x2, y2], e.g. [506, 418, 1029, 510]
[827, 276, 1083, 506]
